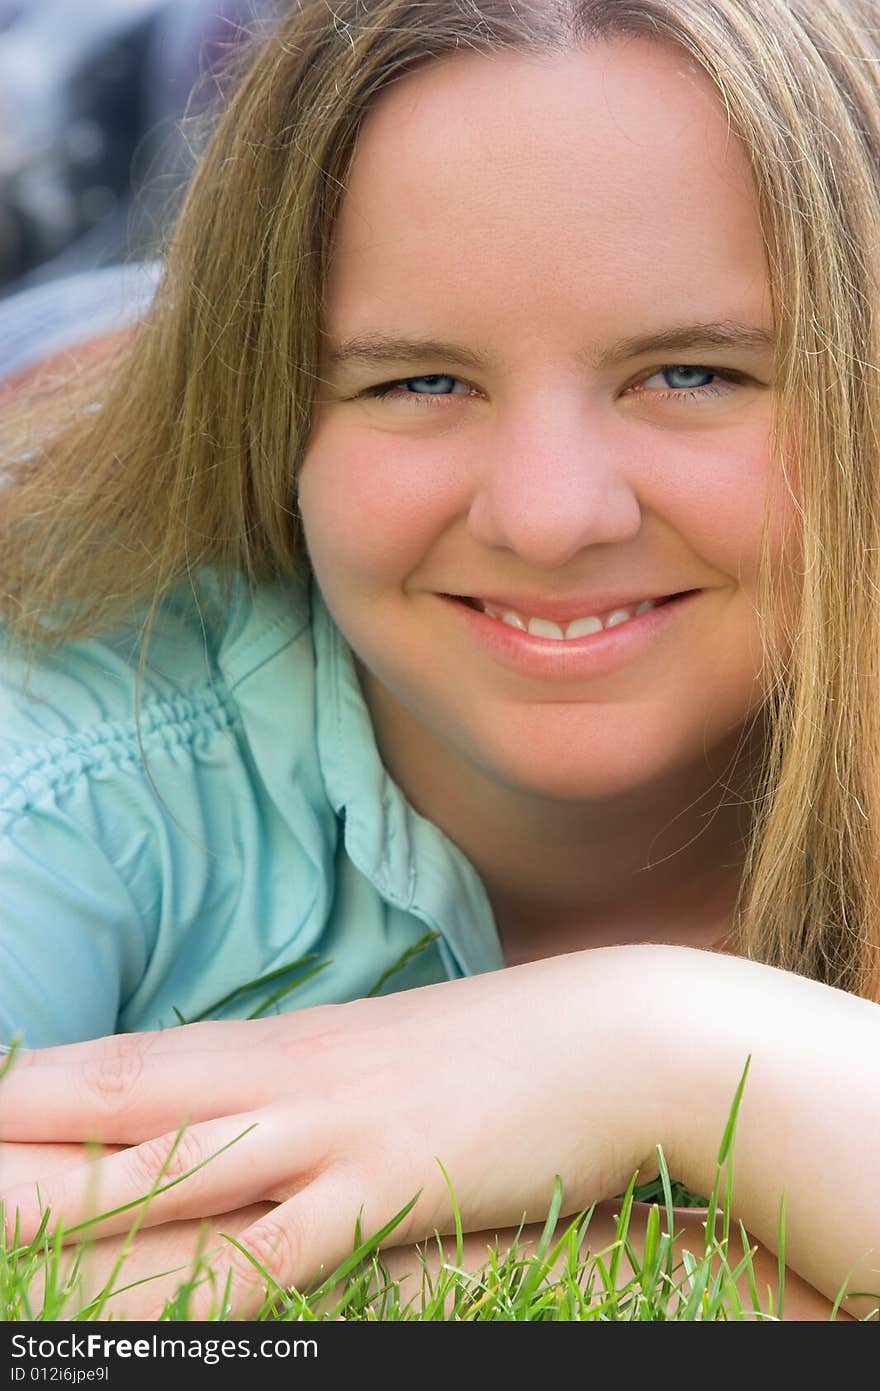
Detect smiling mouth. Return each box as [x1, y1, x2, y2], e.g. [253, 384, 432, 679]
[439, 591, 698, 646]
[448, 592, 690, 613]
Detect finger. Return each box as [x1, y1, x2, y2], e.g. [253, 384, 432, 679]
[1, 1019, 254, 1070]
[0, 1024, 290, 1143]
[183, 1172, 373, 1320]
[1, 998, 351, 1075]
[24, 1199, 276, 1322]
[99, 1202, 277, 1321]
[2, 1112, 294, 1246]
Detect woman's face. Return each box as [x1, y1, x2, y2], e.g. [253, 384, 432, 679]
[299, 40, 797, 803]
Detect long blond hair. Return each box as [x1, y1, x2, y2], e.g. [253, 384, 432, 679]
[4, 0, 880, 996]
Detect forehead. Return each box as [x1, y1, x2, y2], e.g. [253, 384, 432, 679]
[324, 39, 768, 348]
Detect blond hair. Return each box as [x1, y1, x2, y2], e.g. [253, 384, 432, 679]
[3, 0, 880, 996]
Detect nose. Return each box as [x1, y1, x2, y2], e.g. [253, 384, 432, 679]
[465, 398, 643, 568]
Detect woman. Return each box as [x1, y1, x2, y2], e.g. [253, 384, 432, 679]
[2, 0, 879, 1320]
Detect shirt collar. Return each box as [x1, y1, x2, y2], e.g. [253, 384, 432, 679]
[308, 576, 505, 977]
[216, 568, 504, 978]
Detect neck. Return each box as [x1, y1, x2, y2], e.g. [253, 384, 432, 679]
[358, 663, 764, 963]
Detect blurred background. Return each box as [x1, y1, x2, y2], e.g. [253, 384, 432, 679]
[0, 0, 277, 301]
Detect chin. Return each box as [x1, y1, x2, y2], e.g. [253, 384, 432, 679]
[477, 743, 673, 804]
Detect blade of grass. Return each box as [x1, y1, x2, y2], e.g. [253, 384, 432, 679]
[215, 1231, 290, 1305]
[305, 1189, 424, 1303]
[828, 1250, 875, 1321]
[434, 1159, 464, 1270]
[0, 1036, 22, 1082]
[703, 1055, 751, 1254]
[246, 961, 331, 1019]
[533, 1175, 565, 1262]
[776, 1187, 786, 1321]
[188, 954, 324, 1022]
[655, 1144, 683, 1313]
[512, 1189, 576, 1311]
[366, 931, 441, 997]
[738, 1218, 762, 1317]
[639, 1201, 661, 1302]
[680, 1253, 712, 1319]
[608, 1171, 637, 1290]
[76, 1258, 194, 1318]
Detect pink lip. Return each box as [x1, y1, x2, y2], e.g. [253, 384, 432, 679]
[446, 591, 691, 625]
[441, 590, 700, 679]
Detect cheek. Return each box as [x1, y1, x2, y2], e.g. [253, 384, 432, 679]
[672, 429, 790, 581]
[297, 426, 464, 577]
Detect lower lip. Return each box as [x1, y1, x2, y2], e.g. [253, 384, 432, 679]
[441, 591, 701, 679]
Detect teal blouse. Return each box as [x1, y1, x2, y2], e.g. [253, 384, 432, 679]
[0, 571, 506, 1048]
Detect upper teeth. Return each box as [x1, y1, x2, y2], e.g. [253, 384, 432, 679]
[478, 598, 657, 640]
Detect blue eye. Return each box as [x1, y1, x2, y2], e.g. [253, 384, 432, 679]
[628, 365, 740, 403]
[656, 366, 715, 389]
[365, 374, 471, 402]
[404, 375, 458, 394]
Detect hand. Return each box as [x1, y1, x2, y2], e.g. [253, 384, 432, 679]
[0, 949, 661, 1318]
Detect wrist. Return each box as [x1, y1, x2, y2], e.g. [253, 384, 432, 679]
[553, 943, 753, 1194]
[538, 944, 690, 1197]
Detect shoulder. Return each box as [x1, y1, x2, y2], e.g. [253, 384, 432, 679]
[0, 568, 316, 831]
[0, 569, 332, 1044]
[1, 574, 230, 811]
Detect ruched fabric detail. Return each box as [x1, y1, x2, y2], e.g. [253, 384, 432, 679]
[1, 689, 239, 825]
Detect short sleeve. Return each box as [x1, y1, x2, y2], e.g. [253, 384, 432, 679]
[0, 767, 153, 1047]
[0, 625, 168, 1049]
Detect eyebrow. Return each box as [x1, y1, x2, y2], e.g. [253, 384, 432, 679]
[323, 321, 776, 373]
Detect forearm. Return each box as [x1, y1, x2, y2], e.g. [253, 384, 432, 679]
[2, 946, 876, 1321]
[1, 1143, 849, 1320]
[633, 946, 880, 1319]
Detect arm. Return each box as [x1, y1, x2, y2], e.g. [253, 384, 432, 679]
[1, 1142, 844, 1320]
[1, 947, 877, 1318]
[639, 947, 880, 1320]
